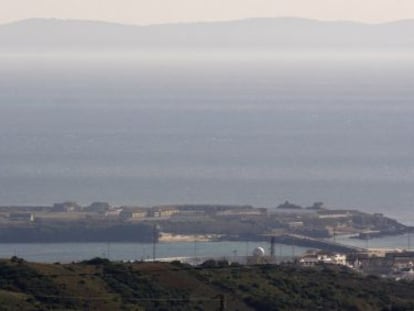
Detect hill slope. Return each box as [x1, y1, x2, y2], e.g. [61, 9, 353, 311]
[1, 258, 414, 310]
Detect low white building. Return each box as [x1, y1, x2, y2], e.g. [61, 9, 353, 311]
[300, 252, 347, 266]
[300, 254, 320, 266]
[332, 253, 347, 265]
[104, 208, 123, 217]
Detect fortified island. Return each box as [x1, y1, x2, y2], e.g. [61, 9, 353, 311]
[0, 202, 413, 246]
[0, 201, 410, 244]
[1, 201, 413, 280]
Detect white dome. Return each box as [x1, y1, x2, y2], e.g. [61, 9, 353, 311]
[252, 246, 265, 257]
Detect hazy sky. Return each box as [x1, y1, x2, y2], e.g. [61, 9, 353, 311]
[0, 0, 413, 25]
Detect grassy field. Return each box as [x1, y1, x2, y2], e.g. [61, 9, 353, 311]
[0, 257, 414, 310]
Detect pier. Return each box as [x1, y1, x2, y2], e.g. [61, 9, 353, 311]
[268, 234, 367, 254]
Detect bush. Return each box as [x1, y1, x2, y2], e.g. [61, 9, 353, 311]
[81, 257, 111, 265]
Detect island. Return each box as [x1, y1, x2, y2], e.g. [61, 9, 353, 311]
[0, 201, 410, 244]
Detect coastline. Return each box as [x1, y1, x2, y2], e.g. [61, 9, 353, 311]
[158, 232, 220, 243]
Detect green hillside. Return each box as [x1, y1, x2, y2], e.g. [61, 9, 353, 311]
[0, 257, 413, 310]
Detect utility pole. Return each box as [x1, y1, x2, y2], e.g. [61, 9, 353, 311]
[270, 237, 276, 258]
[152, 224, 158, 261]
[219, 295, 226, 311]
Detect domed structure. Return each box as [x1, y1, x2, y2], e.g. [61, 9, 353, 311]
[252, 246, 265, 257]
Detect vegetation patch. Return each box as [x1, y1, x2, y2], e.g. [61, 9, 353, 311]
[0, 259, 414, 310]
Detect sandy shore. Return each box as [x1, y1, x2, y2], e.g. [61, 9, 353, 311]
[159, 232, 220, 243]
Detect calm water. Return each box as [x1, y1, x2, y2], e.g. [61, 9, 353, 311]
[0, 52, 413, 223]
[0, 241, 307, 263]
[0, 234, 412, 263]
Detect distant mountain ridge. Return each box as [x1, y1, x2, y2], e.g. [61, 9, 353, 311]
[1, 17, 414, 50]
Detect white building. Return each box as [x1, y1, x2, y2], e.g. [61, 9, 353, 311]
[300, 252, 347, 266]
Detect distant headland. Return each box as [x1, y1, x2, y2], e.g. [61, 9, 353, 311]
[1, 17, 414, 51]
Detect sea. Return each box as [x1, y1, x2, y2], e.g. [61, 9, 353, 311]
[0, 50, 413, 261]
[0, 234, 412, 263]
[0, 241, 306, 263]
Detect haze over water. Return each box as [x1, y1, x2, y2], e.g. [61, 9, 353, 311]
[1, 52, 413, 223]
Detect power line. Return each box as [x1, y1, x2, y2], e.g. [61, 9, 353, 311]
[22, 295, 221, 302]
